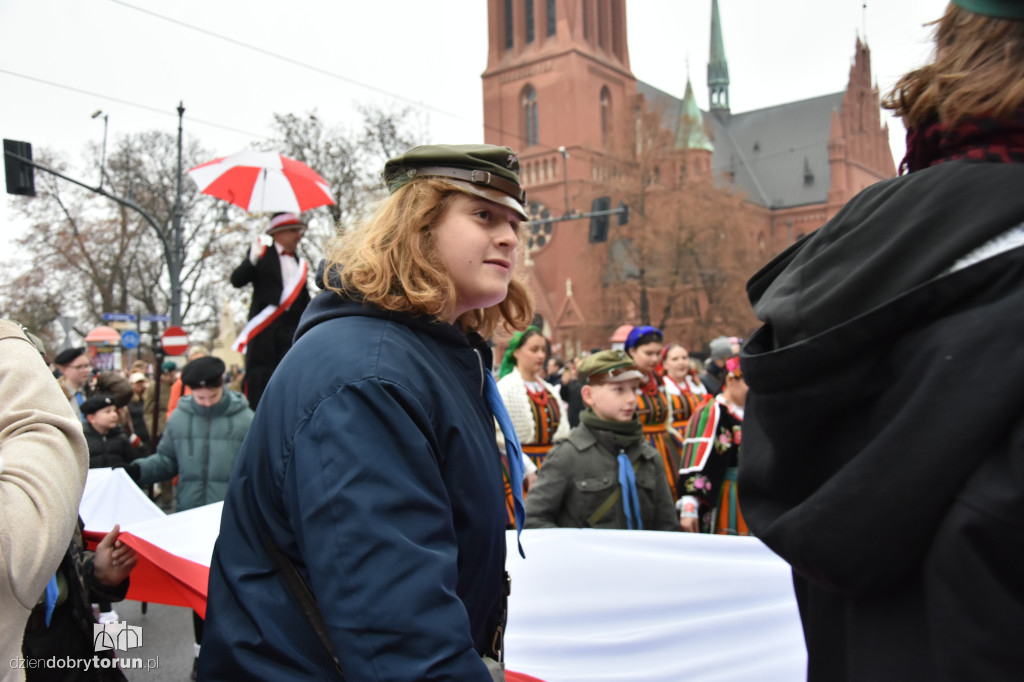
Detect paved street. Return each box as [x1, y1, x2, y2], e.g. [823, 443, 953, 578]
[111, 600, 195, 681]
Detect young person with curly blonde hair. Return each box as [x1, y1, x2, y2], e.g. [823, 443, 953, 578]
[202, 145, 532, 681]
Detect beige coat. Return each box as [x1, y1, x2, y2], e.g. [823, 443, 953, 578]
[0, 321, 88, 679]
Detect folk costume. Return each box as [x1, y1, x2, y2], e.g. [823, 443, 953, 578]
[496, 329, 570, 527]
[738, 59, 1024, 681]
[229, 212, 311, 410]
[663, 371, 710, 439]
[679, 391, 746, 535]
[625, 327, 683, 499]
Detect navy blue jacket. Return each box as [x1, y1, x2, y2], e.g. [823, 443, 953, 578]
[199, 289, 507, 681]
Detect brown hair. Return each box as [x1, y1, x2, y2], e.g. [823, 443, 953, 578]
[323, 179, 533, 338]
[883, 4, 1024, 129]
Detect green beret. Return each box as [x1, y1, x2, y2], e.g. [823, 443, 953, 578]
[953, 0, 1024, 19]
[577, 349, 645, 385]
[383, 144, 528, 220]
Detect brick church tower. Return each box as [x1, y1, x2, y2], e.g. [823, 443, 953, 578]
[483, 0, 896, 356]
[482, 0, 636, 355]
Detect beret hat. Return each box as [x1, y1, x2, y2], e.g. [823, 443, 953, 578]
[55, 347, 86, 366]
[181, 356, 226, 389]
[81, 394, 116, 416]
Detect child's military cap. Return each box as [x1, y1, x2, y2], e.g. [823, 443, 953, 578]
[383, 144, 528, 220]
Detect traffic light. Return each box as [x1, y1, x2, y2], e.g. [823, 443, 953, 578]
[617, 200, 630, 225]
[4, 139, 36, 197]
[589, 196, 611, 243]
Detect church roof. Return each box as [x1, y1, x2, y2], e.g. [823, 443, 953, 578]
[638, 79, 844, 209]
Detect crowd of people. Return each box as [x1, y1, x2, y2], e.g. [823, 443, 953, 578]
[6, 5, 1024, 678]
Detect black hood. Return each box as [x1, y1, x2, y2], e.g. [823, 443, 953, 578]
[738, 161, 1024, 593]
[748, 161, 1024, 351]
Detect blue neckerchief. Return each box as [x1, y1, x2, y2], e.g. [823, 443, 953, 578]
[485, 372, 525, 557]
[618, 452, 643, 530]
[44, 574, 58, 626]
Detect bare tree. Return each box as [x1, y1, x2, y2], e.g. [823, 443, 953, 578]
[1, 133, 246, 347]
[258, 104, 421, 258]
[596, 99, 761, 346]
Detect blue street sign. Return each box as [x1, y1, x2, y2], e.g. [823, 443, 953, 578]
[141, 314, 171, 323]
[120, 330, 140, 349]
[102, 312, 137, 322]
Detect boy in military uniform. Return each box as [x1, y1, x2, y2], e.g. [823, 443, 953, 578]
[525, 350, 680, 531]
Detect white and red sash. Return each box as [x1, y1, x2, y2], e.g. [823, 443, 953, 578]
[232, 258, 309, 354]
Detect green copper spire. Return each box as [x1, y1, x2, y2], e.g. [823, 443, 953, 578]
[675, 77, 714, 152]
[708, 0, 730, 111]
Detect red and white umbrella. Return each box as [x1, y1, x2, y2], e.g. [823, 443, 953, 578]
[187, 150, 334, 213]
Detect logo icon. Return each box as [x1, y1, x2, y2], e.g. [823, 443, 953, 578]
[93, 621, 143, 652]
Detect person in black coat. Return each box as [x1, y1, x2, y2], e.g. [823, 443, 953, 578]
[229, 212, 312, 409]
[739, 3, 1024, 680]
[82, 395, 144, 470]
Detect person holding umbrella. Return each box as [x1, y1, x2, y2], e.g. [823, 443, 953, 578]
[229, 212, 312, 409]
[201, 143, 532, 680]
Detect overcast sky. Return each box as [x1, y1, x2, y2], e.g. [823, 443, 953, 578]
[1, 0, 948, 248]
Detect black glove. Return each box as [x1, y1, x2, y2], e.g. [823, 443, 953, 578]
[123, 463, 141, 483]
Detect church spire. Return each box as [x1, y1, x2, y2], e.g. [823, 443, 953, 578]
[675, 77, 714, 152]
[708, 0, 730, 112]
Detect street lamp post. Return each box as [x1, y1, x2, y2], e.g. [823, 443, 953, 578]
[90, 110, 108, 190]
[170, 101, 185, 326]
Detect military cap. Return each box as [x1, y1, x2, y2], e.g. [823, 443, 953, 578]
[81, 394, 116, 416]
[953, 0, 1024, 20]
[54, 347, 86, 366]
[266, 212, 307, 236]
[161, 360, 178, 374]
[577, 349, 645, 385]
[382, 144, 529, 220]
[181, 356, 226, 389]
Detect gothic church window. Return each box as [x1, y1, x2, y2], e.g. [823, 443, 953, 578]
[505, 0, 514, 49]
[526, 0, 535, 43]
[523, 85, 539, 147]
[547, 0, 556, 36]
[600, 87, 611, 147]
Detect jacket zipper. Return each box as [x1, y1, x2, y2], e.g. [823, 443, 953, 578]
[472, 348, 486, 395]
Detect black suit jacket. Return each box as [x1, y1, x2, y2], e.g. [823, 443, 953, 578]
[230, 246, 311, 369]
[231, 247, 311, 320]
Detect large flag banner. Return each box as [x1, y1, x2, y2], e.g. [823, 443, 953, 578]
[81, 469, 806, 682]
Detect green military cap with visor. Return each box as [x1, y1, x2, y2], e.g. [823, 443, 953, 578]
[577, 349, 646, 385]
[952, 0, 1024, 19]
[383, 144, 529, 220]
